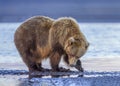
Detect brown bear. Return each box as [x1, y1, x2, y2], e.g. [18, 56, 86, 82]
[14, 16, 89, 73]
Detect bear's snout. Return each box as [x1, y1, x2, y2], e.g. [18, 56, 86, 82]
[68, 56, 78, 67]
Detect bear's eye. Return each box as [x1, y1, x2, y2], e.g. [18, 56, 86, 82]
[75, 38, 80, 42]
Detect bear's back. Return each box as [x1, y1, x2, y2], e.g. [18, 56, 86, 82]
[14, 16, 54, 60]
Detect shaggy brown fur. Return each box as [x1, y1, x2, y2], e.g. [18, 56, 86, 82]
[14, 16, 89, 72]
[14, 16, 54, 72]
[49, 17, 89, 71]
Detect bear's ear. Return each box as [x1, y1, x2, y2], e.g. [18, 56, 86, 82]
[68, 37, 75, 45]
[64, 37, 75, 50]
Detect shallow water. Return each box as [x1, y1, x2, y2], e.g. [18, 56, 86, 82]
[0, 70, 120, 86]
[0, 71, 120, 86]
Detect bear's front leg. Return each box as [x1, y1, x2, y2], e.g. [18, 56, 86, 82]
[75, 60, 84, 72]
[50, 52, 61, 71]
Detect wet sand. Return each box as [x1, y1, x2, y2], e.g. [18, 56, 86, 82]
[0, 57, 120, 86]
[1, 57, 120, 71]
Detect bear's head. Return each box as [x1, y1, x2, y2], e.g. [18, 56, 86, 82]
[64, 35, 89, 67]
